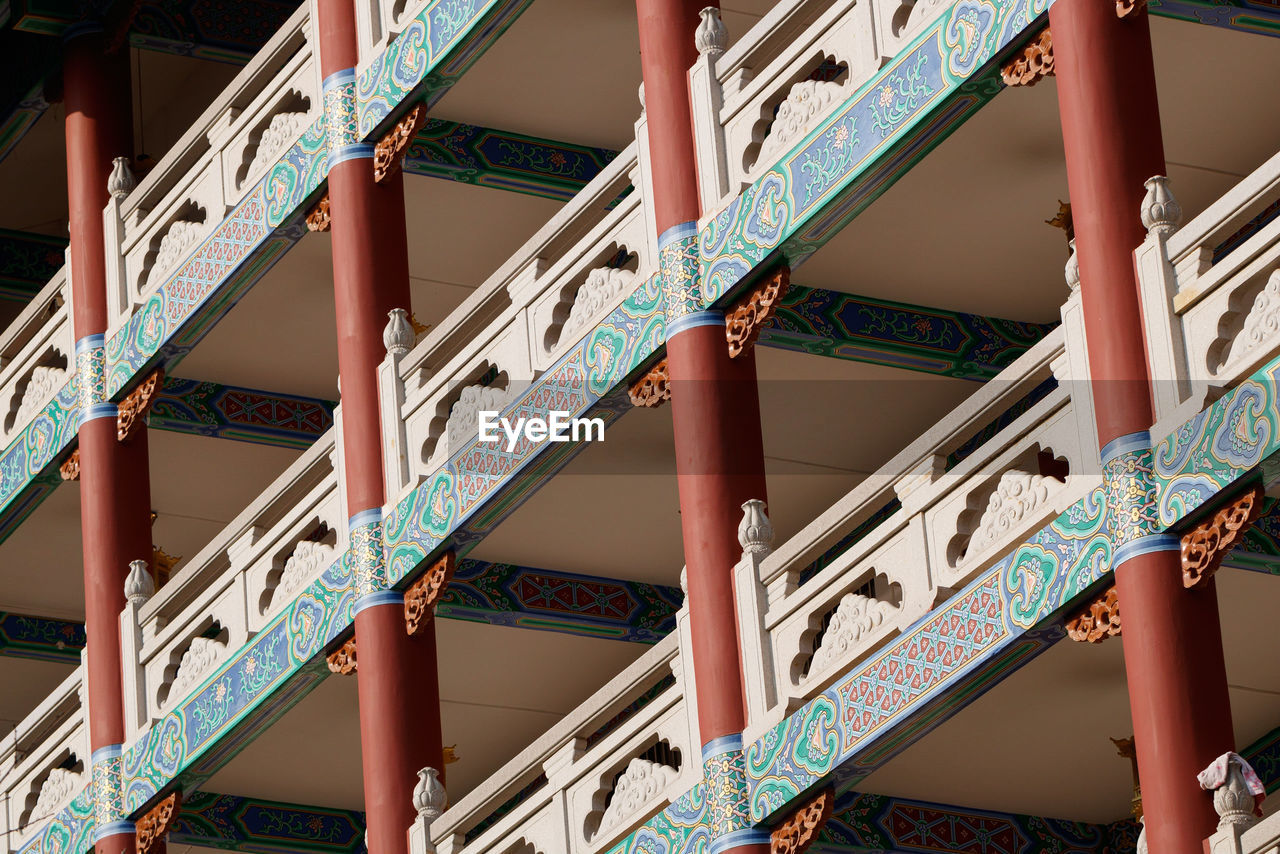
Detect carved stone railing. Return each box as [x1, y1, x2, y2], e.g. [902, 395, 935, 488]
[105, 4, 320, 327]
[408, 632, 699, 854]
[1136, 150, 1280, 434]
[122, 430, 342, 742]
[0, 265, 73, 448]
[689, 0, 948, 208]
[381, 143, 644, 500]
[0, 670, 86, 853]
[734, 314, 1099, 737]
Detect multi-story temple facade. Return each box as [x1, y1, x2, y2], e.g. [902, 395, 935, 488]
[1, 1, 1279, 854]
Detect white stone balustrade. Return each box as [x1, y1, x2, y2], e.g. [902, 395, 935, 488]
[0, 266, 73, 447]
[1136, 150, 1280, 436]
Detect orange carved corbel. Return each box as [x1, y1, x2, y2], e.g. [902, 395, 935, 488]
[1181, 484, 1265, 589]
[136, 791, 181, 854]
[629, 358, 670, 407]
[118, 368, 164, 442]
[1001, 28, 1054, 87]
[59, 448, 80, 481]
[327, 636, 357, 675]
[1066, 585, 1121, 643]
[405, 550, 456, 636]
[1117, 0, 1146, 17]
[771, 786, 833, 854]
[306, 193, 331, 232]
[374, 104, 427, 183]
[726, 265, 790, 359]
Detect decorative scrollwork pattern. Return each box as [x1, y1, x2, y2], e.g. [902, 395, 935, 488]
[1065, 585, 1120, 643]
[405, 550, 456, 636]
[1181, 484, 1264, 589]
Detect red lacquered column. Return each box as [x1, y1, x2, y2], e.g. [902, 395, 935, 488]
[63, 25, 152, 854]
[636, 2, 770, 851]
[314, 4, 443, 854]
[1050, 0, 1234, 847]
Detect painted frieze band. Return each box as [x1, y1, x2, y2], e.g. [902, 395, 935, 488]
[91, 744, 129, 842]
[324, 70, 372, 168]
[702, 734, 769, 854]
[659, 222, 703, 333]
[1102, 431, 1179, 566]
[76, 334, 114, 423]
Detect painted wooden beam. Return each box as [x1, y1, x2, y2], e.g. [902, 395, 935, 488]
[403, 119, 619, 203]
[441, 558, 680, 643]
[0, 229, 64, 302]
[172, 792, 364, 854]
[764, 286, 1056, 381]
[0, 611, 83, 664]
[151, 377, 334, 450]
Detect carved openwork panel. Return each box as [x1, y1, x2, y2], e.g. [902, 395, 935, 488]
[306, 193, 331, 232]
[1182, 484, 1264, 589]
[374, 103, 426, 183]
[136, 791, 181, 854]
[629, 358, 670, 408]
[327, 636, 357, 674]
[726, 265, 790, 358]
[771, 786, 833, 854]
[1001, 28, 1053, 86]
[405, 550, 456, 636]
[118, 368, 164, 442]
[59, 448, 80, 481]
[1066, 585, 1120, 643]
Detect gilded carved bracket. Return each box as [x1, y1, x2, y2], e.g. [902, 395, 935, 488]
[118, 368, 164, 443]
[136, 791, 181, 854]
[306, 193, 331, 232]
[374, 104, 427, 183]
[1000, 28, 1054, 87]
[629, 358, 670, 407]
[405, 549, 456, 636]
[1117, 0, 1146, 17]
[327, 636, 357, 675]
[1181, 484, 1265, 589]
[771, 786, 833, 854]
[59, 448, 80, 482]
[1066, 585, 1121, 643]
[727, 264, 790, 359]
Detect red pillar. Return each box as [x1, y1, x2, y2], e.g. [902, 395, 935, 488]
[1049, 1, 1235, 848]
[63, 25, 151, 854]
[636, 2, 769, 851]
[314, 4, 443, 853]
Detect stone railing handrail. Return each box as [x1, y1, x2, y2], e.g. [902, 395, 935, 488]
[0, 669, 86, 850]
[762, 325, 1067, 583]
[427, 632, 688, 854]
[397, 142, 640, 382]
[0, 265, 68, 363]
[126, 428, 342, 741]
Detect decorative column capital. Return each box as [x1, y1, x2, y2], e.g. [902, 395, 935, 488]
[1066, 585, 1121, 642]
[108, 157, 137, 200]
[771, 786, 834, 854]
[124, 559, 155, 605]
[1064, 238, 1080, 293]
[1198, 752, 1264, 831]
[695, 7, 728, 57]
[374, 103, 427, 184]
[405, 550, 456, 636]
[726, 264, 789, 358]
[1000, 28, 1054, 87]
[384, 308, 416, 358]
[327, 636, 358, 674]
[1140, 176, 1182, 237]
[629, 358, 671, 407]
[738, 500, 774, 555]
[1181, 484, 1264, 589]
[306, 193, 331, 232]
[135, 791, 181, 854]
[413, 767, 447, 820]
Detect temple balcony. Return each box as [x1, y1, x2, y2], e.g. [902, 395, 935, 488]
[1, 0, 1280, 851]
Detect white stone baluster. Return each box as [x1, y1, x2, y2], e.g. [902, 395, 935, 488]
[733, 499, 778, 727]
[120, 559, 155, 742]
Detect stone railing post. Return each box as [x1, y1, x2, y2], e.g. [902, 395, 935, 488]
[379, 308, 415, 499]
[1133, 175, 1193, 430]
[733, 499, 776, 727]
[688, 6, 729, 208]
[119, 560, 153, 748]
[407, 767, 447, 854]
[1202, 753, 1263, 854]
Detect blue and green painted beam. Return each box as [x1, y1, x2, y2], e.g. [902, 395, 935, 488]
[150, 377, 333, 450]
[0, 611, 83, 663]
[0, 228, 64, 302]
